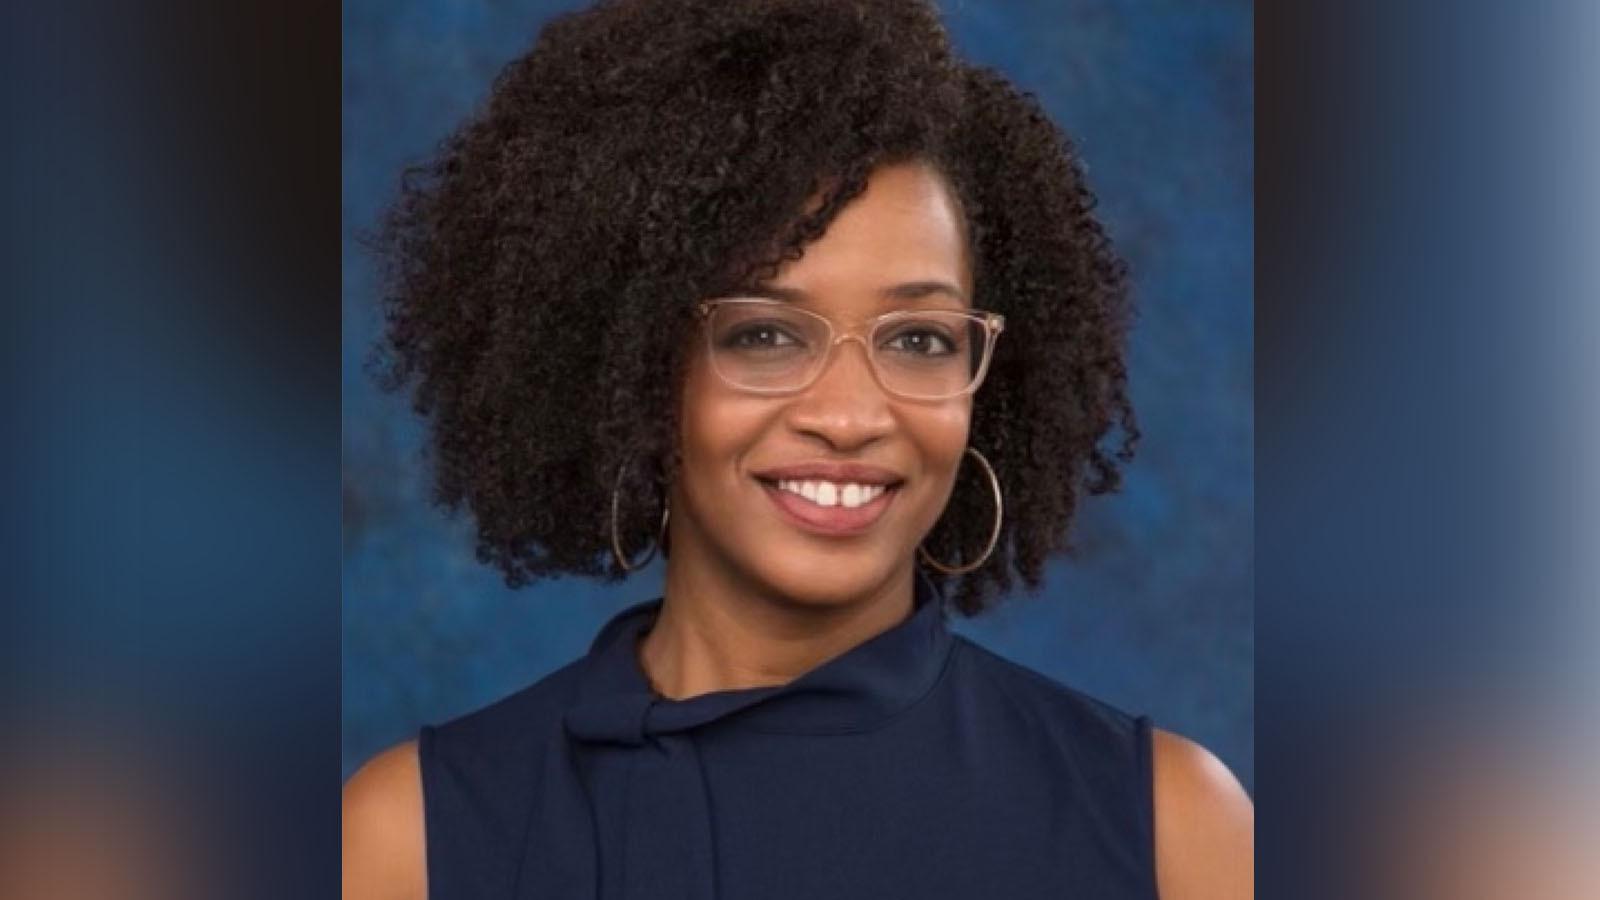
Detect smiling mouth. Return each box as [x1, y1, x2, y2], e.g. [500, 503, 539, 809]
[755, 477, 901, 536]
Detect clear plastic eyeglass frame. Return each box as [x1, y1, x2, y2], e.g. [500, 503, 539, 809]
[694, 297, 1006, 401]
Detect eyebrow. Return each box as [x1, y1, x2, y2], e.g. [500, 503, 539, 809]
[737, 280, 969, 307]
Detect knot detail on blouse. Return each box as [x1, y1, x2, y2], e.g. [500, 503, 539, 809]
[561, 569, 955, 745]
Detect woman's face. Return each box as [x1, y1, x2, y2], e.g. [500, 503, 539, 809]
[669, 161, 974, 608]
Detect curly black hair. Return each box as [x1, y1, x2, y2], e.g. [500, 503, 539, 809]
[369, 0, 1136, 616]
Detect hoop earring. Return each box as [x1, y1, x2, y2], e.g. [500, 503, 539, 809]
[917, 446, 1003, 577]
[609, 457, 670, 574]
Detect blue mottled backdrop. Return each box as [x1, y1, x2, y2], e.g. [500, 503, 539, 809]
[342, 0, 1254, 790]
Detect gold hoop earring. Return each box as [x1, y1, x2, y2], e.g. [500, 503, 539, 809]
[917, 446, 1003, 577]
[609, 457, 670, 574]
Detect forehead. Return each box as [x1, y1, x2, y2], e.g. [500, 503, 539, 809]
[755, 162, 971, 312]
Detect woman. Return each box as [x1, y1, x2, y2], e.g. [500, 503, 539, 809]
[344, 1, 1252, 898]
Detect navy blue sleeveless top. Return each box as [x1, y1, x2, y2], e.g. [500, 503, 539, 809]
[419, 571, 1157, 899]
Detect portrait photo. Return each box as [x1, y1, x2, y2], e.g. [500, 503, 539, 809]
[341, 1, 1253, 897]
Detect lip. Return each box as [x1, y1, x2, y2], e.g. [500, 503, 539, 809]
[750, 462, 905, 486]
[757, 478, 899, 537]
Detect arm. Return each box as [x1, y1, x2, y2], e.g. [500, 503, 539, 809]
[1152, 728, 1254, 900]
[342, 740, 426, 900]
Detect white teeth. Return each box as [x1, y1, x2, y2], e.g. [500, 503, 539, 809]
[816, 482, 838, 506]
[775, 479, 888, 509]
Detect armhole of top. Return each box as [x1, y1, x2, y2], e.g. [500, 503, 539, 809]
[1134, 714, 1160, 900]
[416, 724, 438, 900]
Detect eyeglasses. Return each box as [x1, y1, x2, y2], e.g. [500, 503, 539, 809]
[695, 297, 1006, 401]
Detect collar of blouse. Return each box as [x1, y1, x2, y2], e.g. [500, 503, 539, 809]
[562, 568, 955, 746]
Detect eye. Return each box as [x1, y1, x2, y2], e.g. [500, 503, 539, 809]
[720, 323, 805, 351]
[881, 327, 957, 357]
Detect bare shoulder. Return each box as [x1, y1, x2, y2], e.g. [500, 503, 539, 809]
[1151, 728, 1254, 900]
[342, 740, 426, 900]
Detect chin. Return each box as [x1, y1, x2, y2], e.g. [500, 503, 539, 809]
[746, 546, 899, 609]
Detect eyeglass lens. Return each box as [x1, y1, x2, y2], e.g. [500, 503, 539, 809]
[705, 302, 991, 399]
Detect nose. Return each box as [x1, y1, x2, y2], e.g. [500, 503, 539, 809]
[784, 336, 895, 451]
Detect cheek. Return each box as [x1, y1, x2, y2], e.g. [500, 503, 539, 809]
[910, 402, 973, 474]
[676, 360, 772, 487]
[902, 403, 973, 524]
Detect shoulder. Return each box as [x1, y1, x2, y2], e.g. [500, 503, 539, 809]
[951, 635, 1147, 750]
[342, 658, 590, 900]
[343, 740, 425, 900]
[417, 657, 591, 818]
[1151, 728, 1254, 900]
[423, 655, 589, 769]
[949, 637, 1154, 833]
[953, 637, 1252, 896]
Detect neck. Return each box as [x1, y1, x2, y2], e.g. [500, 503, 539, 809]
[639, 556, 917, 701]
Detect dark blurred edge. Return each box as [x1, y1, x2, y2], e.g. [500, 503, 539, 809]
[1263, 1, 1598, 898]
[2, 1, 339, 898]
